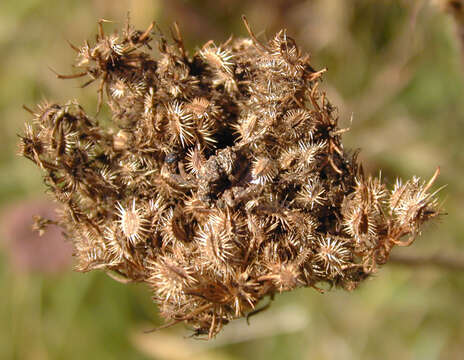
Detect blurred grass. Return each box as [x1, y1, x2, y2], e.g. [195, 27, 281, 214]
[1, 0, 463, 359]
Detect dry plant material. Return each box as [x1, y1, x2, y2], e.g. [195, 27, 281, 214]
[18, 17, 441, 338]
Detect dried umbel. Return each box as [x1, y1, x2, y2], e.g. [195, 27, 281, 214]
[19, 17, 441, 338]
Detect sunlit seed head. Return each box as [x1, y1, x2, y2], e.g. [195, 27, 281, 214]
[233, 114, 259, 144]
[199, 42, 234, 74]
[251, 157, 277, 185]
[116, 199, 149, 245]
[296, 181, 326, 210]
[267, 30, 304, 75]
[185, 144, 206, 175]
[279, 146, 299, 169]
[196, 119, 217, 147]
[212, 71, 238, 93]
[314, 236, 350, 277]
[343, 204, 378, 243]
[148, 194, 166, 214]
[18, 18, 443, 338]
[283, 109, 314, 139]
[186, 97, 220, 120]
[147, 256, 197, 303]
[195, 223, 236, 268]
[165, 100, 195, 147]
[100, 165, 117, 184]
[295, 140, 327, 171]
[110, 78, 127, 99]
[263, 260, 303, 292]
[160, 208, 189, 246]
[103, 225, 127, 264]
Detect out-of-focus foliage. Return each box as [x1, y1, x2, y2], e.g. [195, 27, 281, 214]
[1, 0, 463, 359]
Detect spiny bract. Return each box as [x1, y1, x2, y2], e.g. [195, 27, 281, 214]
[19, 17, 441, 338]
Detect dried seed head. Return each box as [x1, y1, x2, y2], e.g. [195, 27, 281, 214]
[262, 259, 304, 292]
[283, 109, 315, 139]
[200, 42, 234, 74]
[161, 208, 189, 247]
[147, 255, 197, 303]
[186, 97, 219, 120]
[104, 225, 127, 264]
[195, 221, 239, 271]
[251, 157, 277, 185]
[314, 236, 351, 278]
[343, 204, 378, 243]
[109, 78, 128, 99]
[185, 144, 206, 175]
[116, 199, 149, 245]
[295, 179, 326, 210]
[19, 18, 442, 338]
[165, 101, 195, 147]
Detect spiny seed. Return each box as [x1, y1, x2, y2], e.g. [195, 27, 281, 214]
[251, 157, 277, 185]
[200, 42, 234, 74]
[116, 199, 149, 245]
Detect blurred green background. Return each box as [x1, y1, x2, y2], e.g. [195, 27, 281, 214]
[1, 0, 463, 359]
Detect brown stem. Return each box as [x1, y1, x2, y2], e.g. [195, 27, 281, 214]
[143, 303, 214, 334]
[389, 252, 464, 271]
[105, 270, 134, 284]
[48, 67, 87, 79]
[241, 15, 267, 52]
[139, 22, 155, 43]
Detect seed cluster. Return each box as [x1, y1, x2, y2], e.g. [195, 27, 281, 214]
[19, 18, 440, 338]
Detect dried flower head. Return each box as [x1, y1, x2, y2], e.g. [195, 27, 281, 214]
[19, 16, 442, 338]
